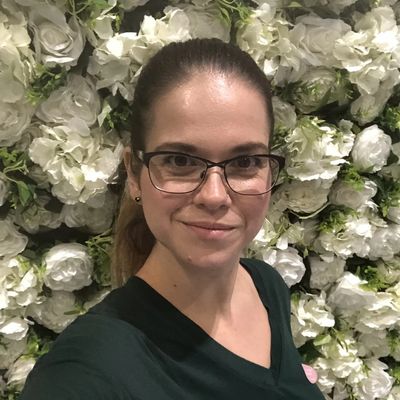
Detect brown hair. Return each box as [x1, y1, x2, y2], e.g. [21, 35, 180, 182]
[111, 38, 274, 287]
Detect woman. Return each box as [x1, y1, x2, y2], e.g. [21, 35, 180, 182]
[20, 39, 325, 399]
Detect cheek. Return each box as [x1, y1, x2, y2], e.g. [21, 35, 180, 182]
[243, 193, 271, 231]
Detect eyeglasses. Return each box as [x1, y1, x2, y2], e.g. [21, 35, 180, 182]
[135, 151, 285, 195]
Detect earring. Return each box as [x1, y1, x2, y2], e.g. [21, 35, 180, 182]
[134, 196, 141, 203]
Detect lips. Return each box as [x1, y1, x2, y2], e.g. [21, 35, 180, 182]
[182, 221, 235, 230]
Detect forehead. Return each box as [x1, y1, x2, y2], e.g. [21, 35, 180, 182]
[144, 72, 271, 157]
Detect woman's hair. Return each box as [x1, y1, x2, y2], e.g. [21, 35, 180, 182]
[111, 38, 274, 287]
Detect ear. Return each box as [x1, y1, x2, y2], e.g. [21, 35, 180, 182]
[123, 147, 140, 199]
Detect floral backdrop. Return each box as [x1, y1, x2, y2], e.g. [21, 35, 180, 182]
[1, 0, 400, 398]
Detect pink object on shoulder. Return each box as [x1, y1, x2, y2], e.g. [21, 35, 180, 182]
[301, 364, 318, 384]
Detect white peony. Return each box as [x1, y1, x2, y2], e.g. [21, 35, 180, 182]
[272, 96, 297, 134]
[377, 257, 400, 285]
[0, 256, 41, 310]
[28, 119, 123, 204]
[285, 117, 355, 181]
[0, 173, 10, 206]
[0, 312, 29, 340]
[167, 3, 230, 42]
[35, 74, 101, 127]
[316, 214, 373, 258]
[14, 193, 62, 234]
[355, 292, 400, 333]
[329, 179, 377, 211]
[309, 254, 345, 290]
[351, 125, 392, 172]
[29, 5, 84, 67]
[61, 191, 118, 233]
[0, 218, 28, 259]
[43, 243, 93, 291]
[291, 291, 335, 347]
[27, 290, 78, 333]
[261, 247, 306, 287]
[350, 359, 394, 400]
[328, 272, 377, 314]
[358, 330, 390, 358]
[0, 336, 27, 370]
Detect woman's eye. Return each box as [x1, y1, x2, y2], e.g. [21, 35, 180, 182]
[234, 156, 256, 168]
[162, 155, 194, 167]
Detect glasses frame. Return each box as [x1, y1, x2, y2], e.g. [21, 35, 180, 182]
[135, 150, 285, 196]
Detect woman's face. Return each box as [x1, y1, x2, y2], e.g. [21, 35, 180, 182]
[127, 72, 272, 271]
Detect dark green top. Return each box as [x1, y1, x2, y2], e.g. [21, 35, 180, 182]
[20, 259, 325, 400]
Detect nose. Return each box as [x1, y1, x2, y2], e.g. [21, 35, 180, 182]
[193, 168, 231, 209]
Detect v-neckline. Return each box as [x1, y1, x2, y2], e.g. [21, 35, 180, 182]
[129, 259, 282, 388]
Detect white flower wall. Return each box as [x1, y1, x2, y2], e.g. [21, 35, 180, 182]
[0, 0, 400, 398]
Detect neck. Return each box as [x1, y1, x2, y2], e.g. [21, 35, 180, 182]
[136, 242, 244, 327]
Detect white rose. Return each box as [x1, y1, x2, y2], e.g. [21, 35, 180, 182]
[0, 100, 33, 146]
[329, 179, 377, 211]
[261, 247, 306, 287]
[5, 355, 36, 389]
[43, 243, 93, 291]
[368, 224, 400, 260]
[27, 290, 78, 333]
[0, 173, 10, 206]
[0, 218, 28, 259]
[351, 359, 393, 400]
[328, 272, 377, 313]
[291, 291, 335, 347]
[309, 254, 345, 290]
[351, 125, 392, 172]
[36, 74, 101, 127]
[29, 5, 85, 67]
[0, 336, 27, 370]
[311, 358, 336, 394]
[61, 191, 118, 233]
[289, 15, 351, 67]
[275, 178, 332, 214]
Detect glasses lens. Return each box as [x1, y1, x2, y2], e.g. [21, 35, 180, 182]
[148, 153, 205, 193]
[225, 156, 279, 195]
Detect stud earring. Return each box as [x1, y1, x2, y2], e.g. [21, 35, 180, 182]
[134, 196, 141, 203]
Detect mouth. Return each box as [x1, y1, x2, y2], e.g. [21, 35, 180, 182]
[181, 221, 236, 239]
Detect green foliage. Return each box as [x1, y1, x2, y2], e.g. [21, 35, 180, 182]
[318, 207, 356, 234]
[375, 178, 400, 218]
[338, 164, 365, 191]
[388, 330, 400, 356]
[86, 230, 112, 286]
[102, 99, 133, 131]
[380, 105, 400, 133]
[26, 65, 67, 106]
[0, 148, 36, 209]
[216, 0, 251, 27]
[356, 264, 390, 291]
[68, 0, 112, 21]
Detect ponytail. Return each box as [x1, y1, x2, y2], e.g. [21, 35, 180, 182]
[111, 186, 155, 287]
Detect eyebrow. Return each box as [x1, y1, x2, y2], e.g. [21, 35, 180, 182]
[152, 141, 269, 154]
